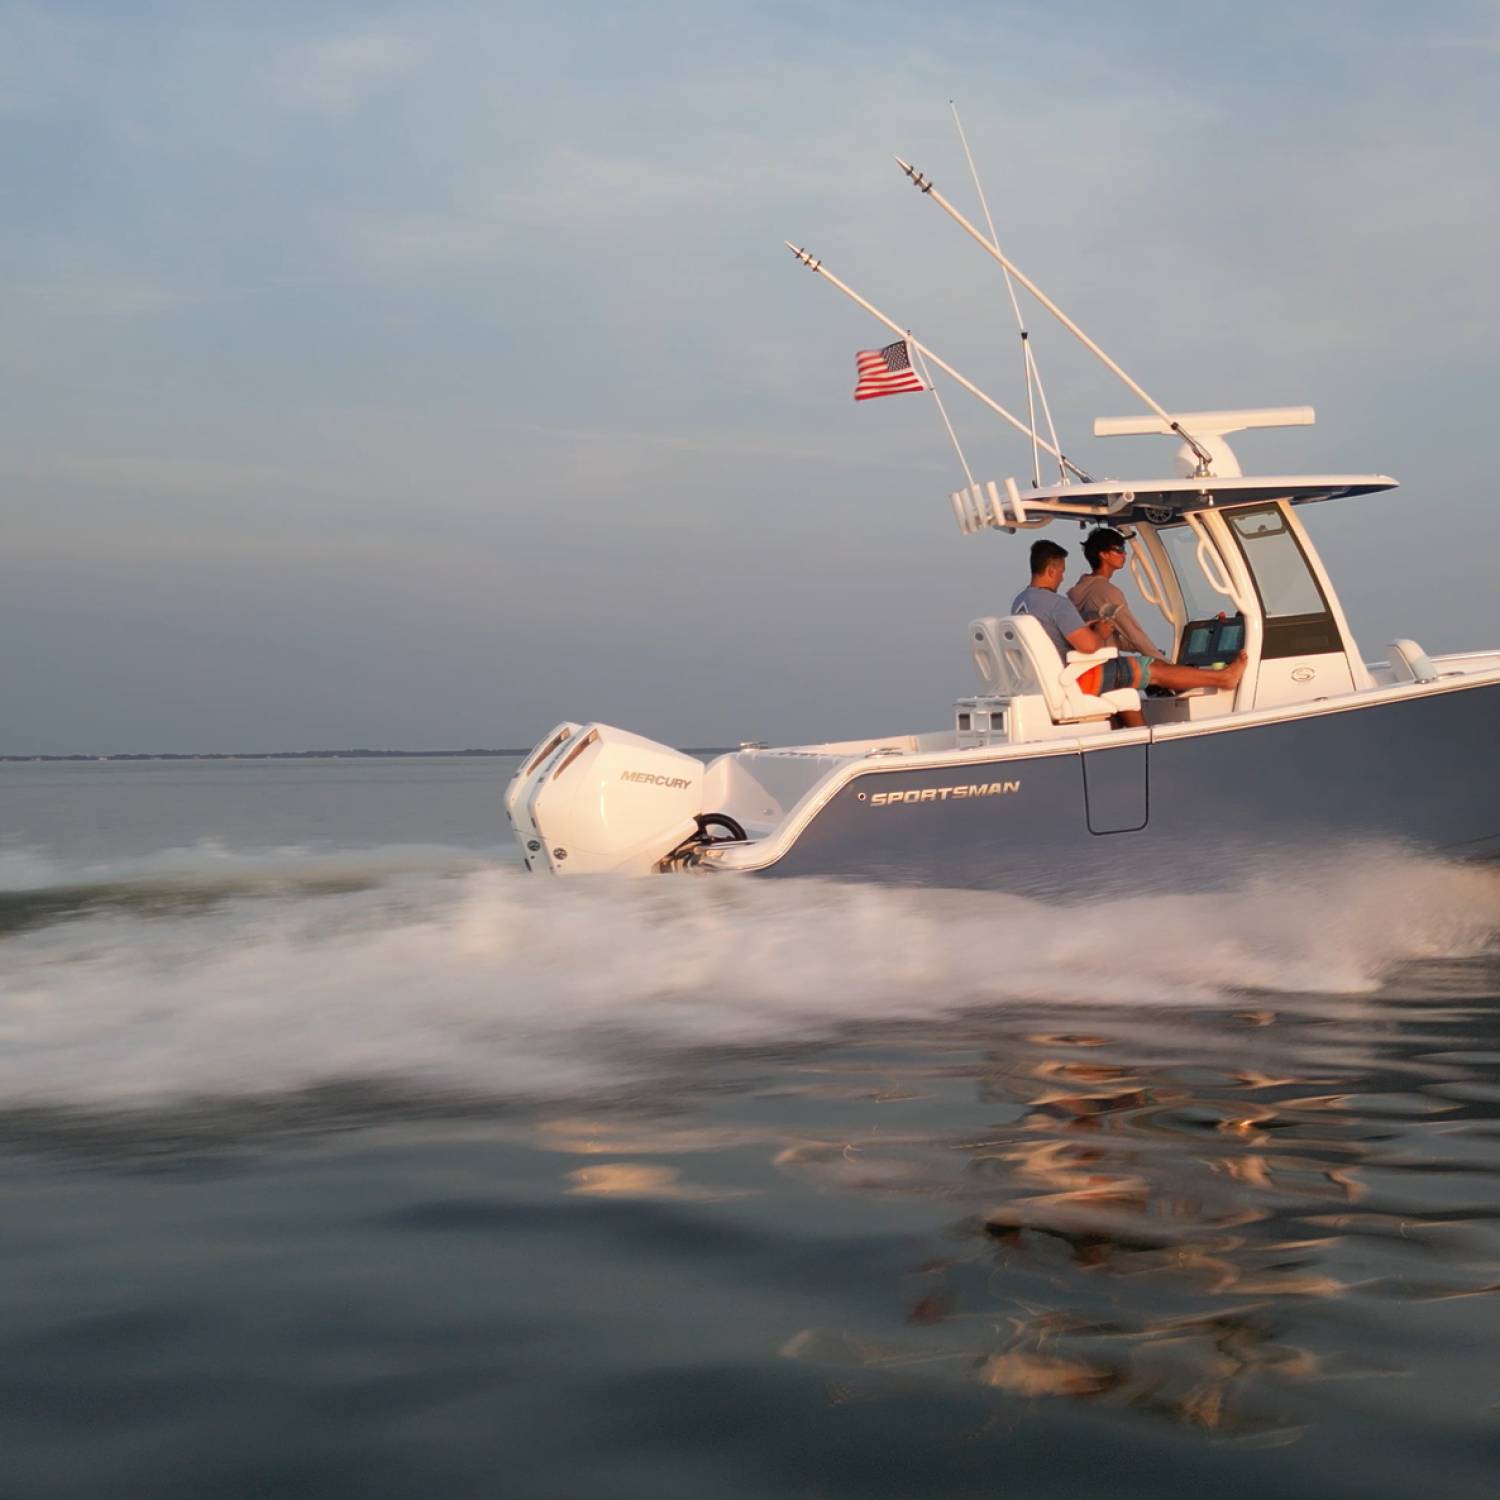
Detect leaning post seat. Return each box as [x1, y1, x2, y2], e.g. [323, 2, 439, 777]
[969, 615, 1141, 728]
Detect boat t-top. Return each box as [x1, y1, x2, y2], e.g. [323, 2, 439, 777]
[506, 148, 1500, 891]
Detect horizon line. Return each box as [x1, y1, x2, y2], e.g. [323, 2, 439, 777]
[0, 745, 734, 763]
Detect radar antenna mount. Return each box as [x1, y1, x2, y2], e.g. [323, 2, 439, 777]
[1095, 406, 1316, 479]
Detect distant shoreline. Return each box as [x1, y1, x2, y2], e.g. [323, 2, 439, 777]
[0, 749, 528, 763]
[1, 747, 731, 763]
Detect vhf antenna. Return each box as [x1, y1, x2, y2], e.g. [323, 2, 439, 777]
[949, 102, 1066, 487]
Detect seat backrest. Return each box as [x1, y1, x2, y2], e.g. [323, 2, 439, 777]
[971, 614, 1140, 727]
[970, 615, 1062, 711]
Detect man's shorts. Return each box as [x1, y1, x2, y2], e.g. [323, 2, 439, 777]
[1076, 655, 1150, 696]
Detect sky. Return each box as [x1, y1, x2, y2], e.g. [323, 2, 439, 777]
[3, 1, 1498, 753]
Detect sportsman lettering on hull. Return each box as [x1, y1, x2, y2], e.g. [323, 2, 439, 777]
[620, 770, 694, 790]
[866, 780, 1021, 807]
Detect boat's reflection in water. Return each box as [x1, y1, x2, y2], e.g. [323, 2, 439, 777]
[774, 973, 1500, 1439]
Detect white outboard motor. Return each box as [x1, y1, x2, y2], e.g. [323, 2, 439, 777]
[508, 723, 707, 875]
[505, 720, 582, 867]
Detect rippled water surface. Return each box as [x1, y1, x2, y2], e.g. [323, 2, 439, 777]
[3, 757, 1500, 1497]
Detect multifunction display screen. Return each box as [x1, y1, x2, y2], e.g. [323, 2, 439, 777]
[1179, 614, 1245, 666]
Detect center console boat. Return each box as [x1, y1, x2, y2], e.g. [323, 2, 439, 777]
[507, 158, 1500, 892]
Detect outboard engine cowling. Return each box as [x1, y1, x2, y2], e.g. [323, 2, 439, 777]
[510, 723, 706, 874]
[505, 721, 582, 869]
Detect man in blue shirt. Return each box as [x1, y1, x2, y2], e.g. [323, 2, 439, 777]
[1012, 540, 1245, 717]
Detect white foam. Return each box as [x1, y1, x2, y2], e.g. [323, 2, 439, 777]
[0, 850, 1496, 1110]
[0, 838, 492, 894]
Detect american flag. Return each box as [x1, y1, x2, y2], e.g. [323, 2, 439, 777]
[853, 339, 927, 401]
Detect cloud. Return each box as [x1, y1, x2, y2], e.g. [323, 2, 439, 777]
[269, 29, 427, 119]
[0, 449, 347, 504]
[333, 147, 724, 277]
[0, 3, 90, 117]
[9, 266, 202, 319]
[332, 206, 509, 277]
[499, 147, 716, 230]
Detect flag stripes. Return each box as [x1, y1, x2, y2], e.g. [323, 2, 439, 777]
[853, 339, 926, 401]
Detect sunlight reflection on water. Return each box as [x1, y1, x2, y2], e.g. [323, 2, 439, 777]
[2, 770, 1498, 1494]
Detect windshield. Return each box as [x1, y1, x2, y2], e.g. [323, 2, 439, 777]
[1158, 524, 1234, 620]
[1228, 507, 1328, 617]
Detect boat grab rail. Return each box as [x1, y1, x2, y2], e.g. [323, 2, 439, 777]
[1185, 512, 1251, 614]
[1127, 540, 1177, 626]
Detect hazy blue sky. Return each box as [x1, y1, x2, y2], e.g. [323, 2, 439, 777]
[3, 1, 1498, 752]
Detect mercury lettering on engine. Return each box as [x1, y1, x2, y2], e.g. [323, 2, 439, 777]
[867, 781, 1020, 807]
[620, 770, 694, 790]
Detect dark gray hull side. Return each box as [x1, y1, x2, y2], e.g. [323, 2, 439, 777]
[758, 680, 1500, 893]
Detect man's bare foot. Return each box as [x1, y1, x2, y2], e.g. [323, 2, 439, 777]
[1218, 651, 1248, 690]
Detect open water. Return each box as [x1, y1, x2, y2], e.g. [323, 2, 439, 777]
[3, 755, 1500, 1497]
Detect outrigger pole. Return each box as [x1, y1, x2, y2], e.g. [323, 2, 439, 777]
[784, 243, 1091, 483]
[894, 156, 1215, 474]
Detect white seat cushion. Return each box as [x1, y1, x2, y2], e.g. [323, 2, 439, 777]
[971, 614, 1140, 723]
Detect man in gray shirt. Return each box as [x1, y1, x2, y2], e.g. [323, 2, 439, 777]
[1067, 527, 1166, 662]
[1012, 539, 1116, 657]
